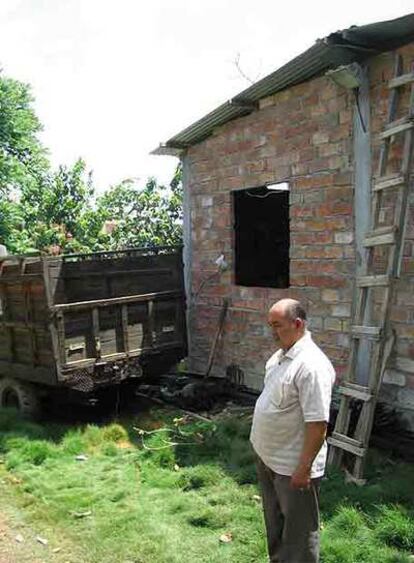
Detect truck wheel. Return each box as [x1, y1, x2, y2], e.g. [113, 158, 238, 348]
[0, 378, 40, 418]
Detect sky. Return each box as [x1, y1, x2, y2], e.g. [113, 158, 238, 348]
[0, 1, 413, 191]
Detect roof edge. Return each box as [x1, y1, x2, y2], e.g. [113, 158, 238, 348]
[153, 12, 414, 154]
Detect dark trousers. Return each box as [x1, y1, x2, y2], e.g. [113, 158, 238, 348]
[256, 456, 321, 563]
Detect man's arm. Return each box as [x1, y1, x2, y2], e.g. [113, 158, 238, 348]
[290, 421, 327, 489]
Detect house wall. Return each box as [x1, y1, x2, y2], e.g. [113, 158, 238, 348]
[183, 44, 414, 429]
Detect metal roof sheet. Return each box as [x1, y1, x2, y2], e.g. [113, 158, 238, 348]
[153, 13, 414, 155]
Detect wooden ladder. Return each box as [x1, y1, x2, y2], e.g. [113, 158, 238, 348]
[328, 54, 414, 483]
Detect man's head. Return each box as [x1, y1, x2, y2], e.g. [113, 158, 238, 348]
[267, 299, 307, 350]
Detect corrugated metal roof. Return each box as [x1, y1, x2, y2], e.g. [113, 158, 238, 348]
[152, 13, 414, 155]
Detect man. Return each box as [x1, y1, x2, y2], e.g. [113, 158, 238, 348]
[250, 299, 335, 563]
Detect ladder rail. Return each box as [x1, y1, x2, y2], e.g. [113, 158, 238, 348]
[328, 53, 414, 481]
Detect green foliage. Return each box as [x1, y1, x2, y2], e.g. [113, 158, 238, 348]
[0, 75, 48, 193]
[95, 169, 183, 249]
[0, 71, 183, 255]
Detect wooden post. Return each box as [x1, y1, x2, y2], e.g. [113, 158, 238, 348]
[92, 307, 101, 359]
[121, 304, 130, 353]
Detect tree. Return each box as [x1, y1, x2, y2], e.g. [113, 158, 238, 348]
[0, 75, 48, 195]
[95, 164, 183, 249]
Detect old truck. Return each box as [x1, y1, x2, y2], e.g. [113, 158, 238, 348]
[0, 246, 187, 415]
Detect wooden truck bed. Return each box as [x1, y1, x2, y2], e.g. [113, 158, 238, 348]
[0, 247, 187, 392]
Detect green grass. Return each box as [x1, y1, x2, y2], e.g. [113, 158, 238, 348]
[0, 407, 413, 562]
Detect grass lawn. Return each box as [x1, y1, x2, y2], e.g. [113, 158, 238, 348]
[0, 406, 413, 562]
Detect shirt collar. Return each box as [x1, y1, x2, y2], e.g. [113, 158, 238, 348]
[282, 330, 312, 361]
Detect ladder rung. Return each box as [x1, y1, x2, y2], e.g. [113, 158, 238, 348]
[351, 325, 382, 339]
[364, 227, 396, 247]
[373, 175, 406, 192]
[388, 72, 414, 89]
[328, 433, 366, 457]
[339, 382, 373, 402]
[357, 275, 391, 287]
[379, 117, 414, 139]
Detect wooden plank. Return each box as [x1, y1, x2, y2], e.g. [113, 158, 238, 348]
[42, 257, 64, 380]
[56, 311, 67, 364]
[92, 307, 101, 359]
[61, 340, 184, 370]
[0, 273, 44, 284]
[351, 325, 382, 338]
[373, 175, 406, 192]
[339, 382, 372, 402]
[0, 281, 14, 362]
[54, 290, 182, 312]
[364, 228, 396, 247]
[147, 300, 155, 346]
[356, 275, 390, 287]
[0, 360, 56, 384]
[379, 118, 414, 139]
[328, 433, 366, 457]
[388, 72, 414, 89]
[62, 268, 173, 279]
[23, 280, 38, 365]
[0, 321, 48, 332]
[121, 305, 130, 352]
[61, 245, 179, 261]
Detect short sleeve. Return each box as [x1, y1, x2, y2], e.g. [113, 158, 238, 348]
[295, 363, 334, 422]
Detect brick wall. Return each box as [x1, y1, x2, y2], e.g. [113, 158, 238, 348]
[184, 45, 414, 429]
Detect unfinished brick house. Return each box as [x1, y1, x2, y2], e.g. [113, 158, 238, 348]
[154, 14, 414, 432]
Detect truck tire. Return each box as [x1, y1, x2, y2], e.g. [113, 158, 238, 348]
[0, 378, 40, 418]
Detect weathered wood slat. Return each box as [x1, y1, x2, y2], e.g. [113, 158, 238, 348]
[92, 307, 101, 359]
[61, 340, 184, 370]
[356, 275, 390, 287]
[388, 72, 414, 89]
[147, 300, 155, 346]
[364, 227, 396, 247]
[338, 382, 372, 402]
[54, 290, 183, 312]
[328, 433, 366, 457]
[379, 117, 414, 139]
[0, 360, 56, 384]
[351, 325, 382, 338]
[62, 268, 173, 279]
[56, 311, 67, 364]
[121, 305, 130, 352]
[0, 273, 44, 284]
[373, 175, 406, 192]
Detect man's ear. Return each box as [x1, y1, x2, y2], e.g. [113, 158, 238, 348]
[295, 318, 304, 329]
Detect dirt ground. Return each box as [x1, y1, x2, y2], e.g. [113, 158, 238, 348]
[0, 511, 43, 563]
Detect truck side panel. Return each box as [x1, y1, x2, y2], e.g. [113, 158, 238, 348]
[0, 259, 57, 385]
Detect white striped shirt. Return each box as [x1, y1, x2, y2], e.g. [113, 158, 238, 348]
[250, 331, 335, 478]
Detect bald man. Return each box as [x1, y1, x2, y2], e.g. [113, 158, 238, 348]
[250, 299, 335, 563]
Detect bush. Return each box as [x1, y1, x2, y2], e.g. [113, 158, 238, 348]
[102, 423, 129, 443]
[5, 439, 56, 468]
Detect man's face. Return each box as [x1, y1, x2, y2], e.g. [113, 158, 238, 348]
[267, 306, 302, 350]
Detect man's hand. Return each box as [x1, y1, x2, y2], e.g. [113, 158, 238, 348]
[290, 465, 311, 490]
[291, 421, 327, 490]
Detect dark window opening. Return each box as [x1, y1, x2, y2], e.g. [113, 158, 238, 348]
[233, 184, 289, 288]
